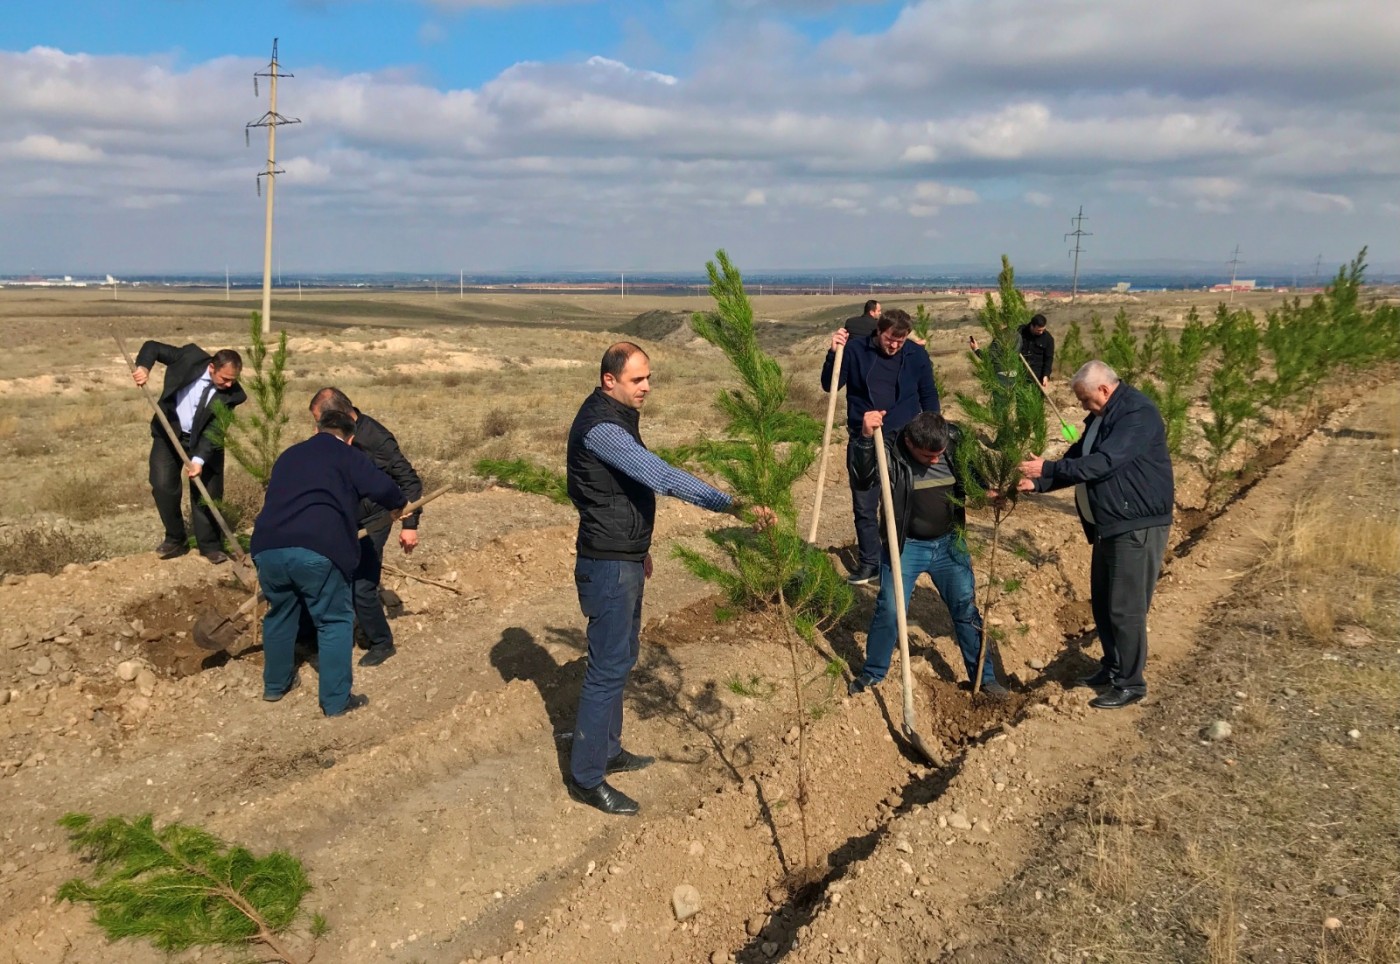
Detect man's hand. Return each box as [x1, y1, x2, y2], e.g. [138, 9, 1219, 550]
[399, 529, 418, 554]
[185, 462, 203, 479]
[968, 336, 979, 352]
[132, 366, 149, 387]
[1041, 376, 1050, 389]
[862, 409, 886, 438]
[644, 553, 654, 580]
[831, 328, 850, 351]
[750, 506, 777, 531]
[389, 507, 404, 522]
[1016, 478, 1036, 493]
[1018, 456, 1046, 480]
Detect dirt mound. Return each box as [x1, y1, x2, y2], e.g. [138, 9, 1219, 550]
[617, 309, 694, 343]
[121, 583, 253, 676]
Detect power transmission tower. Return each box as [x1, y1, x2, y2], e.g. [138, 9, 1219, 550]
[1064, 206, 1091, 303]
[246, 39, 300, 335]
[1227, 244, 1243, 303]
[1313, 253, 1323, 287]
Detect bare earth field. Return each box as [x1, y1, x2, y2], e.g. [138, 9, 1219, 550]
[0, 287, 1394, 964]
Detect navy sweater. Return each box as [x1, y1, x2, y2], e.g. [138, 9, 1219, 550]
[251, 433, 408, 578]
[820, 334, 940, 434]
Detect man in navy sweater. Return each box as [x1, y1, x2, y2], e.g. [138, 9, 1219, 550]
[251, 410, 408, 717]
[821, 308, 940, 585]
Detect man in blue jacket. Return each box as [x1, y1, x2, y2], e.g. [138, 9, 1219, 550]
[251, 410, 407, 717]
[1017, 360, 1174, 709]
[821, 308, 940, 585]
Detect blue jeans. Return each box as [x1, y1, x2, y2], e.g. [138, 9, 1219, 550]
[570, 556, 645, 789]
[256, 547, 355, 715]
[860, 533, 995, 685]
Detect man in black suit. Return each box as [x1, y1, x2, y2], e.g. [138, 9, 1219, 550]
[132, 341, 246, 564]
[844, 299, 882, 339]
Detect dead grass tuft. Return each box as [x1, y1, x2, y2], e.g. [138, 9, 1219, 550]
[481, 408, 515, 438]
[39, 473, 125, 522]
[0, 415, 18, 440]
[0, 523, 108, 575]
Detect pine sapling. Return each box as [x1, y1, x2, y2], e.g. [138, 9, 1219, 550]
[474, 458, 570, 504]
[1057, 318, 1090, 375]
[1199, 306, 1263, 508]
[954, 256, 1048, 693]
[57, 813, 322, 964]
[211, 311, 290, 489]
[1140, 309, 1207, 458]
[677, 250, 852, 876]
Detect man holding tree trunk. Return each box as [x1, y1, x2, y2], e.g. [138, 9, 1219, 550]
[1017, 360, 1173, 710]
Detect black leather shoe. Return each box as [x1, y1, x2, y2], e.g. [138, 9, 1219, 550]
[846, 564, 881, 586]
[156, 539, 188, 560]
[1090, 687, 1145, 710]
[325, 693, 370, 717]
[606, 749, 655, 774]
[358, 643, 397, 667]
[1077, 667, 1115, 688]
[262, 674, 301, 702]
[567, 779, 639, 816]
[201, 550, 230, 566]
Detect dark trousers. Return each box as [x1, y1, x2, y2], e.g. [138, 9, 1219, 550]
[847, 438, 882, 569]
[149, 436, 224, 554]
[1090, 525, 1170, 694]
[352, 524, 393, 648]
[256, 547, 355, 715]
[570, 556, 645, 789]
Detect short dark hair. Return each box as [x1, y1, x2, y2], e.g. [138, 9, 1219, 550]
[310, 386, 354, 416]
[864, 299, 880, 315]
[903, 412, 949, 454]
[600, 342, 648, 383]
[1029, 313, 1048, 329]
[317, 409, 356, 439]
[878, 309, 913, 338]
[211, 349, 243, 372]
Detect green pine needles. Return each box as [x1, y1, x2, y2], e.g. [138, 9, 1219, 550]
[57, 812, 322, 964]
[212, 311, 291, 489]
[475, 457, 571, 505]
[954, 256, 1049, 693]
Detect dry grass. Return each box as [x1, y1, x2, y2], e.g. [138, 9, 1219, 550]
[0, 523, 108, 575]
[481, 408, 515, 438]
[0, 415, 18, 440]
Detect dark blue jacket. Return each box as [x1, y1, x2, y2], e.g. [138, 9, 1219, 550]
[251, 433, 407, 578]
[1033, 383, 1174, 541]
[821, 335, 940, 434]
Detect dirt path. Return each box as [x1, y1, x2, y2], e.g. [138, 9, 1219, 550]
[0, 379, 1393, 964]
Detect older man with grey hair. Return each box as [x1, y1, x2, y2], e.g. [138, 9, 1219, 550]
[1017, 360, 1174, 709]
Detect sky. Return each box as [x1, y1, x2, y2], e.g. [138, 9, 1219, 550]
[3, 0, 1398, 276]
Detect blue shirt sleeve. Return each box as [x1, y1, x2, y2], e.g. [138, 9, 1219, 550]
[583, 423, 733, 513]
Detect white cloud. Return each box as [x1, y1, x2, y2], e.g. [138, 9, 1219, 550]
[1023, 191, 1053, 207]
[1267, 190, 1355, 214]
[9, 133, 103, 163]
[742, 188, 766, 206]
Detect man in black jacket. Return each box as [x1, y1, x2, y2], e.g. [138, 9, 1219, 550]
[309, 388, 423, 667]
[844, 299, 882, 339]
[1019, 313, 1055, 386]
[132, 341, 246, 563]
[251, 410, 406, 717]
[847, 409, 1007, 698]
[1018, 360, 1174, 709]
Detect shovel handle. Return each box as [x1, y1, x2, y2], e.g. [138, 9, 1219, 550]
[1018, 352, 1077, 438]
[872, 427, 917, 731]
[807, 339, 846, 544]
[356, 486, 450, 539]
[115, 336, 247, 564]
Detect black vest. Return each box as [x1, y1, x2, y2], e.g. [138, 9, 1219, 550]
[566, 389, 656, 561]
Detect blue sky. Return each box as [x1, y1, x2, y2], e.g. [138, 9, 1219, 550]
[2, 0, 1397, 274]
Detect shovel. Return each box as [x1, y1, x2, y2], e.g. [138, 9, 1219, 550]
[191, 486, 450, 651]
[116, 336, 258, 592]
[807, 339, 845, 544]
[872, 426, 946, 767]
[1019, 353, 1080, 443]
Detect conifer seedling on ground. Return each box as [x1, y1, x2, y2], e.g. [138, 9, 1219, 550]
[211, 311, 290, 490]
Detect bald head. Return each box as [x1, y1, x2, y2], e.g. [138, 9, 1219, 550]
[599, 341, 651, 410]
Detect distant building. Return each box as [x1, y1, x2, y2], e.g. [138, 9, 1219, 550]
[1113, 281, 1131, 293]
[1210, 280, 1257, 292]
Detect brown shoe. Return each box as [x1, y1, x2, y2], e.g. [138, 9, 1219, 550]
[156, 539, 188, 560]
[201, 550, 230, 565]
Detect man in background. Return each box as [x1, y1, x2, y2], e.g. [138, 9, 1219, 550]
[821, 309, 940, 585]
[309, 388, 423, 667]
[844, 299, 882, 339]
[252, 409, 406, 717]
[1018, 313, 1056, 386]
[132, 341, 246, 564]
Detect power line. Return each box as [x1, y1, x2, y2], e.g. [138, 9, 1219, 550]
[1064, 206, 1091, 303]
[246, 39, 300, 335]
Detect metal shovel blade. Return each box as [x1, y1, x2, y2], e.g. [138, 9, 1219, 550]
[193, 608, 249, 652]
[903, 724, 946, 768]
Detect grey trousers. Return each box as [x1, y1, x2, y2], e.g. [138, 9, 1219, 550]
[1090, 524, 1170, 693]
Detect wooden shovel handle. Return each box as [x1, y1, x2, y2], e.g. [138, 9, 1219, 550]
[807, 339, 845, 544]
[356, 486, 449, 539]
[872, 427, 917, 731]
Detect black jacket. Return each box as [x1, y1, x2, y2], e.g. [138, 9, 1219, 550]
[849, 423, 972, 553]
[821, 334, 941, 434]
[844, 313, 880, 339]
[135, 341, 247, 464]
[1033, 383, 1174, 542]
[1017, 324, 1055, 382]
[350, 409, 423, 530]
[251, 433, 407, 579]
[566, 389, 656, 561]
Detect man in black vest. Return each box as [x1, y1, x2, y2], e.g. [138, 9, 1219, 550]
[564, 341, 771, 815]
[132, 341, 246, 564]
[309, 388, 423, 668]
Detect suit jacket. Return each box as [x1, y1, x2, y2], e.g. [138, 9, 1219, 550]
[135, 341, 247, 464]
[350, 409, 423, 530]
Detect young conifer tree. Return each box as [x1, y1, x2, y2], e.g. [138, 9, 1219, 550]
[676, 250, 852, 875]
[211, 311, 289, 489]
[1198, 306, 1262, 508]
[1056, 318, 1090, 375]
[1141, 309, 1208, 457]
[953, 256, 1048, 692]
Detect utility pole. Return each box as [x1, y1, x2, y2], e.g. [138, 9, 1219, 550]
[246, 39, 300, 335]
[1064, 205, 1091, 303]
[225, 265, 230, 301]
[620, 272, 625, 299]
[1227, 244, 1243, 303]
[1313, 253, 1323, 287]
[460, 269, 464, 299]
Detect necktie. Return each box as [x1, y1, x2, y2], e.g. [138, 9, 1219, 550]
[192, 382, 216, 435]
